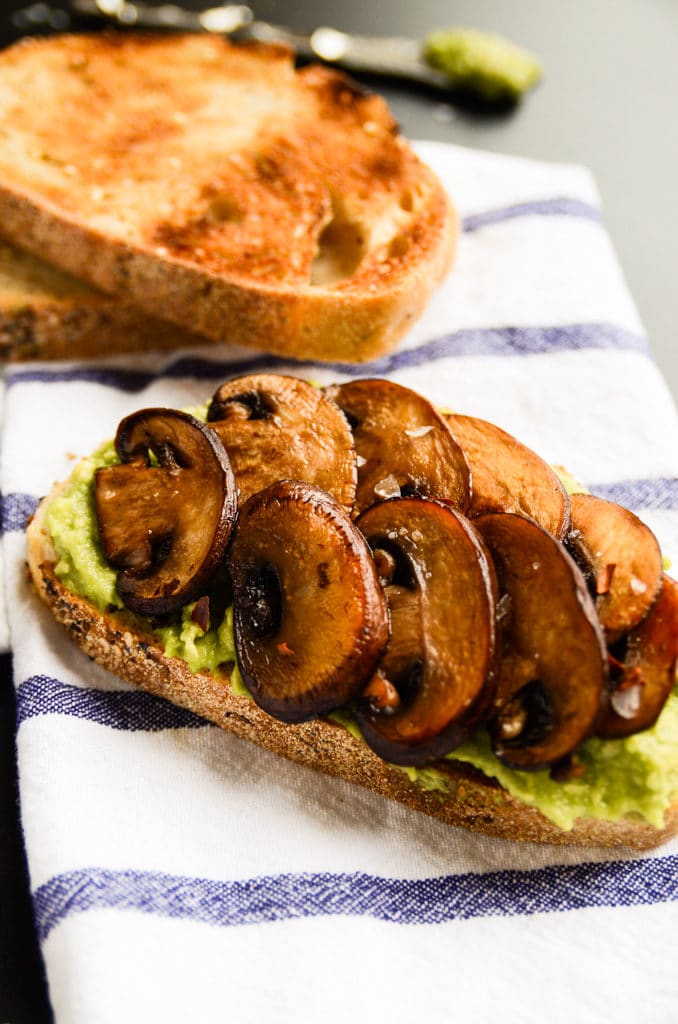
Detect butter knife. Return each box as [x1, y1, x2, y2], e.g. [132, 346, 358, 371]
[67, 0, 458, 91]
[60, 2, 541, 101]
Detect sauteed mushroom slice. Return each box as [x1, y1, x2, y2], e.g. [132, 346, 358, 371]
[229, 481, 388, 723]
[597, 574, 678, 739]
[207, 373, 356, 512]
[567, 493, 662, 642]
[95, 408, 236, 617]
[445, 413, 570, 539]
[324, 379, 470, 516]
[475, 513, 607, 771]
[356, 497, 498, 766]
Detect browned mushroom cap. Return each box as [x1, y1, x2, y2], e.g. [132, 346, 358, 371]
[567, 493, 663, 642]
[597, 574, 678, 739]
[475, 512, 607, 771]
[324, 379, 470, 516]
[445, 413, 570, 539]
[228, 480, 389, 723]
[95, 408, 236, 617]
[207, 373, 356, 512]
[355, 497, 498, 766]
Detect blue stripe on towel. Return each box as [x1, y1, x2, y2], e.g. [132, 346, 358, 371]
[33, 855, 678, 941]
[462, 197, 602, 233]
[586, 478, 678, 511]
[16, 675, 210, 732]
[4, 322, 649, 392]
[376, 323, 647, 366]
[1, 491, 39, 533]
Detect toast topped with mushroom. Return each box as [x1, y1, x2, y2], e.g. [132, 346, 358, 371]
[27, 374, 678, 849]
[0, 33, 455, 363]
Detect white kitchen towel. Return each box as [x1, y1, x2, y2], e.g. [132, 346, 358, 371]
[2, 141, 677, 1024]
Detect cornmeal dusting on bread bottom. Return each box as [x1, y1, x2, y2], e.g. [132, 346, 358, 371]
[43, 443, 678, 832]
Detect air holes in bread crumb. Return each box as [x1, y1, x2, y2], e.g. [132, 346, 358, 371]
[208, 195, 244, 223]
[388, 234, 411, 260]
[310, 217, 365, 286]
[399, 185, 424, 213]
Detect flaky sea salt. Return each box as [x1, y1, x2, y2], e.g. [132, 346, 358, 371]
[374, 474, 401, 500]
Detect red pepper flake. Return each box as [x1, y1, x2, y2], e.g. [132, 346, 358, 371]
[596, 563, 616, 595]
[607, 650, 625, 673]
[190, 595, 210, 633]
[277, 641, 295, 656]
[617, 666, 646, 691]
[363, 672, 401, 711]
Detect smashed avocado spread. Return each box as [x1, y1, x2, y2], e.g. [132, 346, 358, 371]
[44, 438, 236, 675]
[43, 441, 678, 831]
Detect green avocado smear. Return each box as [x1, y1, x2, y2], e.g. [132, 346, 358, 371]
[44, 442, 678, 832]
[423, 27, 542, 103]
[44, 438, 237, 677]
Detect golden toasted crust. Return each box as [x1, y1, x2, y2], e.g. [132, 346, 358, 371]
[26, 491, 678, 849]
[0, 33, 456, 362]
[0, 241, 211, 361]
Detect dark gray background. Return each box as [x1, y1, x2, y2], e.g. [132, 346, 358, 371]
[1, 2, 676, 1021]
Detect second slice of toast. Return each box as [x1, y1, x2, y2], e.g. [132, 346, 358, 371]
[0, 240, 209, 361]
[0, 33, 456, 363]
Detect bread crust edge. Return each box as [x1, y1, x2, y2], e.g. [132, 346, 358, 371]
[25, 495, 678, 850]
[0, 294, 212, 362]
[0, 182, 456, 363]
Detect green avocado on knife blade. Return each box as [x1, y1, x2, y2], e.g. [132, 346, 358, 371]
[423, 27, 542, 102]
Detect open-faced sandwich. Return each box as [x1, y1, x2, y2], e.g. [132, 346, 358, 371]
[27, 374, 678, 849]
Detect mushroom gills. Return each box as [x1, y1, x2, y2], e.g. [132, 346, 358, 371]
[238, 563, 283, 640]
[475, 512, 607, 771]
[366, 583, 425, 714]
[228, 481, 389, 723]
[357, 497, 498, 766]
[214, 389, 274, 421]
[567, 492, 662, 642]
[95, 463, 178, 573]
[597, 574, 678, 739]
[494, 677, 554, 747]
[94, 408, 237, 617]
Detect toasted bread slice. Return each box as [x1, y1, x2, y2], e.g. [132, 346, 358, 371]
[26, 489, 678, 850]
[0, 239, 211, 361]
[0, 33, 456, 363]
